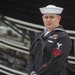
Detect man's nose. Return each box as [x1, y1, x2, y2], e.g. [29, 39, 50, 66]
[47, 18, 51, 21]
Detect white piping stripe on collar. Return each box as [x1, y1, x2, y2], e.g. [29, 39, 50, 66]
[54, 28, 65, 32]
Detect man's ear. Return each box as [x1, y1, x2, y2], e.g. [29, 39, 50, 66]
[42, 15, 44, 22]
[58, 15, 61, 22]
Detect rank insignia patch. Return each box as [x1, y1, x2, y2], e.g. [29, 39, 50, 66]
[52, 48, 62, 56]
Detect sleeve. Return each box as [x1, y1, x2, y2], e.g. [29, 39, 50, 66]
[38, 36, 72, 75]
[28, 52, 36, 75]
[27, 32, 41, 75]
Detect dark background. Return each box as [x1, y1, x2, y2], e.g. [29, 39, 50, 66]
[0, 0, 75, 30]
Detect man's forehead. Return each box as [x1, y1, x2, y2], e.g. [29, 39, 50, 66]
[42, 14, 59, 16]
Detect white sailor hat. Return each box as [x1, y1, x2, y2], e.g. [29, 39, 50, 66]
[39, 5, 64, 14]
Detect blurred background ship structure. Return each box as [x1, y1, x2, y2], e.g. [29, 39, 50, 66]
[0, 0, 75, 75]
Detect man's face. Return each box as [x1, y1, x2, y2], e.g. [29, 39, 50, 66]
[42, 14, 61, 31]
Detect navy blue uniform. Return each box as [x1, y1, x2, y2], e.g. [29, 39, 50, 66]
[28, 25, 72, 75]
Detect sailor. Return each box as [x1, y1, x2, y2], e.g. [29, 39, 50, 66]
[28, 5, 72, 75]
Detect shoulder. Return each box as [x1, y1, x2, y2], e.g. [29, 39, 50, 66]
[35, 31, 43, 38]
[58, 31, 72, 44]
[58, 31, 70, 38]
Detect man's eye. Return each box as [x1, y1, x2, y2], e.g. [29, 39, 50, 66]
[50, 16, 54, 18]
[45, 16, 48, 19]
[44, 16, 55, 19]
